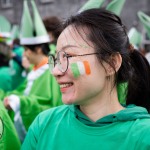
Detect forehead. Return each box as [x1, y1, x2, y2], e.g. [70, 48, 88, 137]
[57, 25, 94, 52]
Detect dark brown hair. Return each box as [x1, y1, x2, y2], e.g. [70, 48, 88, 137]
[62, 8, 150, 111]
[0, 42, 11, 66]
[24, 43, 50, 56]
[43, 16, 62, 41]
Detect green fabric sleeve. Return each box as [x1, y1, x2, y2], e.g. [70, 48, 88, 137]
[0, 79, 27, 101]
[0, 80, 27, 121]
[19, 70, 62, 130]
[7, 79, 27, 96]
[0, 90, 6, 101]
[0, 101, 21, 150]
[0, 69, 62, 130]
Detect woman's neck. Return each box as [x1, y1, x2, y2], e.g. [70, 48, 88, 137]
[33, 56, 48, 70]
[79, 88, 124, 122]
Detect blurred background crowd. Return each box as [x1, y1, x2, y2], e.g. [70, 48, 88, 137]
[0, 0, 150, 149]
[1, 0, 150, 62]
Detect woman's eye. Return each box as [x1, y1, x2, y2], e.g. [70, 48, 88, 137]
[68, 54, 72, 57]
[67, 53, 76, 58]
[62, 54, 66, 58]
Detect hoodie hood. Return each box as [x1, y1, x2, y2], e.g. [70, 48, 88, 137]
[69, 105, 150, 127]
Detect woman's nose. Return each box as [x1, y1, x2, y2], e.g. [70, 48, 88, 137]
[51, 64, 64, 77]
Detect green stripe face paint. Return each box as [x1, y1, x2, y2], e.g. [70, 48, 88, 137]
[71, 63, 80, 78]
[70, 61, 91, 78]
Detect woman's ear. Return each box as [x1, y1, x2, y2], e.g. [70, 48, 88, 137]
[106, 53, 122, 76]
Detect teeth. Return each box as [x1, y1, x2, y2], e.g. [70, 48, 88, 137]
[60, 83, 72, 88]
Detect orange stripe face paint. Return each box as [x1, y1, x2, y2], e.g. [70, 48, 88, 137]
[83, 61, 91, 75]
[70, 61, 91, 78]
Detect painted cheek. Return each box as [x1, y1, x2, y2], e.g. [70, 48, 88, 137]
[70, 61, 91, 78]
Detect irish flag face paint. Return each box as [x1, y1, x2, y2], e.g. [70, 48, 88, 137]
[70, 61, 91, 78]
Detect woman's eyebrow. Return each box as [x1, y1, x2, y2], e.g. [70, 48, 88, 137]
[61, 45, 79, 51]
[56, 44, 79, 53]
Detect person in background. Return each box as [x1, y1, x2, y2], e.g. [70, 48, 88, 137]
[17, 16, 62, 77]
[9, 38, 26, 89]
[11, 38, 34, 77]
[0, 42, 12, 92]
[22, 8, 150, 150]
[43, 16, 62, 43]
[43, 16, 62, 55]
[2, 0, 62, 142]
[11, 39, 23, 67]
[0, 100, 21, 150]
[21, 54, 32, 77]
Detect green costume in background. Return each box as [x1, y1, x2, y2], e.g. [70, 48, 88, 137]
[10, 46, 26, 90]
[1, 0, 63, 142]
[117, 82, 127, 104]
[9, 65, 62, 130]
[0, 46, 25, 92]
[0, 64, 62, 142]
[22, 104, 150, 150]
[0, 67, 12, 92]
[0, 101, 20, 150]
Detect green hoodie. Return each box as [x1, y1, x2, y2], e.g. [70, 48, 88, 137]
[22, 104, 150, 150]
[0, 64, 62, 142]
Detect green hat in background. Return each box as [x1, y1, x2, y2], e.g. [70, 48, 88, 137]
[20, 0, 50, 45]
[78, 0, 105, 13]
[6, 25, 20, 45]
[11, 25, 20, 40]
[128, 27, 142, 47]
[138, 11, 150, 39]
[106, 0, 126, 16]
[0, 15, 11, 38]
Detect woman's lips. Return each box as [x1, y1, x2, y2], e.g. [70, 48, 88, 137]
[59, 83, 73, 92]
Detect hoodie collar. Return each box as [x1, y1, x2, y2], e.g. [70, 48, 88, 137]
[69, 105, 150, 127]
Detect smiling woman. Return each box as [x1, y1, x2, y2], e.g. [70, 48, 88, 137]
[22, 8, 150, 150]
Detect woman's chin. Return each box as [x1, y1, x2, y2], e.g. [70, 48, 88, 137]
[62, 99, 74, 105]
[62, 95, 75, 105]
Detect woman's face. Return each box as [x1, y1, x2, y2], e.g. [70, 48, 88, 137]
[53, 25, 109, 105]
[24, 47, 40, 65]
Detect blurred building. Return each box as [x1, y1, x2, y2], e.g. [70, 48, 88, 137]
[0, 0, 150, 49]
[0, 0, 87, 24]
[0, 0, 149, 28]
